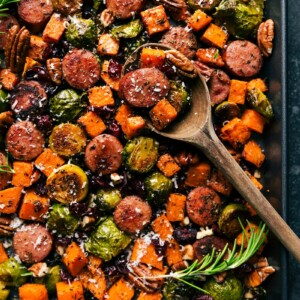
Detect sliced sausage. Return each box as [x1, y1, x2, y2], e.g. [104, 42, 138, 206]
[52, 0, 83, 16]
[119, 68, 170, 108]
[106, 0, 145, 19]
[222, 40, 263, 78]
[13, 224, 53, 264]
[160, 27, 198, 59]
[193, 235, 228, 262]
[18, 0, 53, 33]
[114, 195, 152, 234]
[0, 151, 12, 191]
[0, 15, 20, 50]
[62, 49, 101, 90]
[193, 61, 214, 82]
[10, 80, 47, 117]
[6, 120, 45, 161]
[186, 186, 222, 226]
[85, 134, 123, 174]
[207, 69, 230, 106]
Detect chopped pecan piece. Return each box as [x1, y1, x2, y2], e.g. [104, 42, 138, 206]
[100, 9, 115, 28]
[46, 58, 62, 85]
[257, 19, 274, 57]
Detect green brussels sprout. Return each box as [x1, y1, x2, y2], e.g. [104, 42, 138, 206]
[0, 258, 27, 287]
[187, 0, 221, 11]
[163, 278, 195, 300]
[122, 136, 159, 173]
[0, 281, 9, 300]
[167, 81, 191, 113]
[218, 203, 250, 238]
[246, 88, 274, 120]
[214, 0, 264, 38]
[66, 17, 98, 48]
[111, 19, 143, 39]
[47, 203, 79, 235]
[215, 101, 241, 123]
[203, 276, 244, 300]
[49, 89, 86, 122]
[89, 188, 122, 211]
[45, 265, 61, 293]
[85, 217, 131, 261]
[0, 90, 9, 112]
[93, 0, 103, 10]
[123, 32, 149, 59]
[144, 171, 173, 203]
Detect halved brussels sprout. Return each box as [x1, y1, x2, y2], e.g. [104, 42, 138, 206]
[122, 136, 159, 173]
[46, 164, 88, 203]
[215, 101, 241, 124]
[0, 90, 9, 112]
[163, 278, 195, 300]
[49, 123, 87, 157]
[0, 258, 27, 287]
[167, 80, 191, 113]
[89, 188, 122, 211]
[34, 265, 61, 294]
[123, 32, 149, 59]
[111, 19, 143, 39]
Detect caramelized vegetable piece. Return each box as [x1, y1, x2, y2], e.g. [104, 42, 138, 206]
[0, 187, 23, 214]
[207, 167, 233, 196]
[0, 243, 8, 263]
[166, 193, 186, 222]
[201, 23, 229, 48]
[19, 283, 48, 300]
[97, 34, 120, 56]
[241, 109, 266, 134]
[0, 69, 19, 91]
[28, 35, 51, 62]
[11, 161, 34, 187]
[187, 9, 212, 31]
[56, 281, 84, 300]
[185, 161, 211, 187]
[137, 292, 162, 300]
[88, 85, 115, 108]
[42, 13, 67, 44]
[140, 48, 166, 68]
[242, 140, 265, 168]
[123, 116, 146, 139]
[228, 79, 248, 105]
[215, 101, 241, 124]
[247, 78, 268, 93]
[77, 112, 107, 138]
[101, 60, 120, 91]
[166, 239, 184, 268]
[157, 154, 181, 177]
[196, 48, 225, 68]
[151, 214, 174, 241]
[106, 278, 134, 300]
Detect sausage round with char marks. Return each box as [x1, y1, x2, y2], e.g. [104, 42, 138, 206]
[85, 134, 123, 174]
[119, 68, 170, 108]
[6, 120, 45, 161]
[160, 27, 198, 59]
[222, 40, 263, 78]
[0, 151, 12, 190]
[13, 224, 53, 264]
[62, 49, 101, 90]
[106, 0, 145, 19]
[114, 195, 152, 234]
[0, 15, 20, 50]
[186, 186, 222, 226]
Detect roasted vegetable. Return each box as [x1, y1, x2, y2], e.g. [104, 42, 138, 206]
[45, 265, 61, 294]
[144, 171, 173, 203]
[89, 188, 122, 211]
[85, 217, 131, 261]
[215, 101, 241, 124]
[0, 258, 27, 287]
[111, 19, 143, 39]
[203, 276, 244, 300]
[49, 89, 86, 123]
[66, 17, 98, 48]
[123, 32, 149, 59]
[0, 281, 9, 300]
[214, 0, 264, 38]
[122, 136, 159, 173]
[0, 90, 9, 112]
[93, 0, 103, 11]
[162, 278, 195, 300]
[167, 80, 191, 113]
[187, 0, 221, 12]
[47, 203, 79, 235]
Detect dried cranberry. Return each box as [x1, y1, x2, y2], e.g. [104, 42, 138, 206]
[34, 180, 48, 196]
[88, 105, 115, 119]
[121, 175, 146, 198]
[115, 254, 129, 274]
[108, 59, 122, 79]
[193, 295, 214, 300]
[60, 268, 73, 282]
[151, 237, 168, 256]
[234, 262, 255, 278]
[36, 115, 53, 133]
[106, 119, 121, 137]
[174, 227, 197, 244]
[51, 40, 70, 58]
[89, 174, 111, 189]
[103, 264, 118, 276]
[158, 63, 176, 78]
[25, 66, 51, 82]
[55, 236, 72, 247]
[69, 202, 88, 218]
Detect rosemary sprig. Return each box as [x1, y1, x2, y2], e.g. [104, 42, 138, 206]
[0, 153, 14, 174]
[0, 0, 20, 17]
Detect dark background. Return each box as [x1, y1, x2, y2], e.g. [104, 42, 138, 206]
[287, 0, 300, 299]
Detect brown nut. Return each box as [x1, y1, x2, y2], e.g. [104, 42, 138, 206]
[4, 25, 19, 68]
[46, 58, 63, 85]
[100, 9, 115, 28]
[16, 28, 30, 73]
[257, 19, 274, 57]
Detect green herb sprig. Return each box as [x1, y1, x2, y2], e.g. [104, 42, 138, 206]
[0, 153, 14, 174]
[0, 0, 20, 17]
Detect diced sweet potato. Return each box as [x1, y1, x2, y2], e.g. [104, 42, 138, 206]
[28, 35, 51, 62]
[0, 243, 8, 263]
[11, 161, 35, 187]
[151, 214, 174, 241]
[115, 104, 133, 128]
[78, 111, 107, 138]
[0, 187, 23, 214]
[228, 79, 248, 105]
[42, 13, 67, 44]
[157, 154, 181, 177]
[106, 278, 134, 300]
[0, 69, 19, 90]
[166, 238, 183, 267]
[245, 170, 263, 190]
[187, 9, 212, 31]
[241, 109, 266, 134]
[141, 5, 170, 36]
[19, 283, 48, 300]
[140, 48, 166, 68]
[242, 140, 265, 168]
[101, 60, 120, 91]
[123, 116, 146, 139]
[207, 168, 233, 196]
[166, 193, 186, 222]
[87, 255, 103, 275]
[97, 34, 120, 56]
[137, 292, 162, 300]
[196, 47, 224, 68]
[247, 78, 268, 93]
[185, 161, 211, 187]
[56, 281, 84, 300]
[88, 85, 115, 108]
[201, 23, 229, 48]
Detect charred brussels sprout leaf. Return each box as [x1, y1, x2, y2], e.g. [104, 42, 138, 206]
[47, 203, 79, 235]
[187, 0, 221, 12]
[246, 88, 274, 121]
[44, 265, 61, 294]
[144, 171, 173, 203]
[214, 0, 264, 38]
[89, 188, 122, 211]
[85, 217, 131, 261]
[167, 81, 191, 113]
[0, 90, 9, 112]
[49, 89, 86, 122]
[163, 278, 195, 300]
[123, 136, 159, 173]
[123, 32, 149, 59]
[0, 258, 27, 287]
[111, 19, 143, 39]
[66, 17, 98, 48]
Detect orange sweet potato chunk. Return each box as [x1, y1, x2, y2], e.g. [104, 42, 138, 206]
[56, 281, 84, 300]
[11, 161, 35, 187]
[88, 85, 115, 107]
[0, 187, 23, 214]
[42, 13, 67, 44]
[228, 79, 248, 105]
[140, 48, 166, 68]
[77, 111, 107, 137]
[187, 9, 212, 31]
[242, 140, 265, 168]
[106, 278, 134, 300]
[241, 109, 266, 134]
[157, 154, 181, 177]
[201, 23, 229, 48]
[166, 193, 186, 222]
[151, 214, 174, 241]
[0, 242, 8, 263]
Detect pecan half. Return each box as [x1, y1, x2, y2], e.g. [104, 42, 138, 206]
[100, 9, 115, 28]
[4, 25, 19, 68]
[16, 28, 30, 73]
[0, 111, 14, 130]
[46, 58, 63, 85]
[257, 19, 274, 57]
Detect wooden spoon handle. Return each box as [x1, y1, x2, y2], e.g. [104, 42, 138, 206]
[188, 131, 300, 263]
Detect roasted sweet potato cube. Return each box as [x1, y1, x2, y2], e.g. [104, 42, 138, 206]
[187, 9, 212, 31]
[151, 214, 174, 241]
[228, 79, 248, 105]
[123, 116, 146, 139]
[247, 78, 268, 93]
[97, 34, 120, 56]
[242, 140, 265, 168]
[56, 281, 84, 300]
[101, 60, 120, 91]
[88, 85, 115, 108]
[157, 154, 181, 177]
[19, 283, 48, 300]
[140, 48, 166, 68]
[241, 109, 266, 134]
[0, 69, 19, 90]
[166, 193, 186, 222]
[166, 238, 184, 267]
[0, 187, 23, 214]
[141, 5, 170, 36]
[106, 278, 134, 300]
[77, 111, 107, 137]
[115, 104, 133, 126]
[185, 161, 211, 187]
[0, 243, 8, 263]
[137, 292, 162, 300]
[28, 35, 52, 62]
[245, 170, 263, 190]
[201, 23, 229, 48]
[11, 161, 35, 187]
[196, 47, 224, 68]
[42, 13, 67, 44]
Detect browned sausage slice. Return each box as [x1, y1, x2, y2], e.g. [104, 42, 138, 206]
[160, 27, 198, 59]
[222, 40, 263, 78]
[186, 186, 222, 226]
[0, 15, 20, 50]
[18, 0, 53, 33]
[106, 0, 145, 19]
[193, 61, 214, 82]
[10, 80, 47, 116]
[119, 68, 170, 108]
[6, 120, 45, 161]
[85, 134, 123, 174]
[207, 69, 230, 106]
[0, 151, 12, 191]
[114, 195, 152, 234]
[62, 49, 101, 90]
[13, 224, 53, 264]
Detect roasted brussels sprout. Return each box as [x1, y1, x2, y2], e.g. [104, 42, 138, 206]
[66, 17, 98, 48]
[214, 0, 264, 38]
[218, 203, 250, 238]
[203, 276, 244, 300]
[45, 265, 61, 293]
[49, 89, 86, 123]
[122, 136, 159, 173]
[0, 258, 27, 287]
[111, 19, 143, 39]
[123, 32, 149, 59]
[89, 188, 122, 211]
[85, 217, 131, 261]
[187, 0, 221, 11]
[144, 171, 173, 203]
[163, 278, 195, 300]
[47, 203, 79, 235]
[167, 80, 191, 113]
[215, 101, 241, 124]
[246, 88, 274, 120]
[0, 90, 9, 112]
[0, 281, 9, 299]
[47, 164, 89, 203]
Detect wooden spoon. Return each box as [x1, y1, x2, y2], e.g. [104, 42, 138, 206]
[123, 43, 300, 262]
